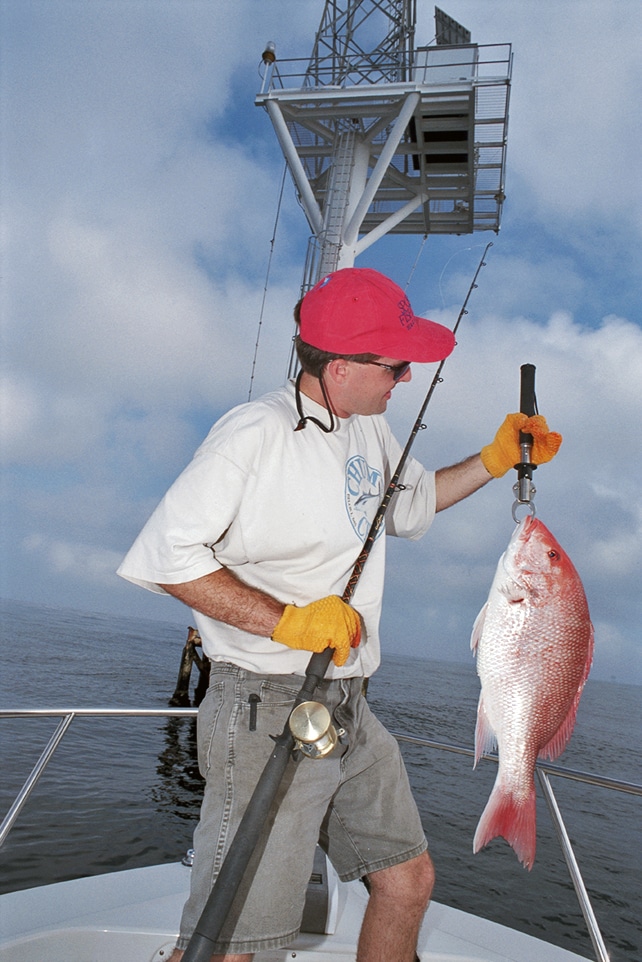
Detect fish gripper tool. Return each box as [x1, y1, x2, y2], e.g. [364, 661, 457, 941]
[512, 363, 537, 522]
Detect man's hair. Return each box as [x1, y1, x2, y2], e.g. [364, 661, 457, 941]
[293, 297, 378, 377]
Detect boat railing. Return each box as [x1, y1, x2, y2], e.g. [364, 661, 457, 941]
[392, 731, 641, 962]
[1, 708, 640, 962]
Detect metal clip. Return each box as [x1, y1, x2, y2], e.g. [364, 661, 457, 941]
[512, 441, 537, 521]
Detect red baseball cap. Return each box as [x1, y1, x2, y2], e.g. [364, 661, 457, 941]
[299, 267, 455, 362]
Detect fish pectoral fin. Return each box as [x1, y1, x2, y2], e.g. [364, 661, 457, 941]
[500, 580, 526, 604]
[470, 604, 488, 653]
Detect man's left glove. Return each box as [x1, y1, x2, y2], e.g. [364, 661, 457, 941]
[481, 413, 563, 479]
[272, 595, 361, 667]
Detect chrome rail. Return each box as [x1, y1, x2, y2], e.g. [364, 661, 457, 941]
[392, 731, 641, 962]
[2, 710, 640, 962]
[0, 708, 196, 849]
[391, 730, 642, 796]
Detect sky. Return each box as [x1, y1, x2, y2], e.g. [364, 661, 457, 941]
[1, 0, 641, 685]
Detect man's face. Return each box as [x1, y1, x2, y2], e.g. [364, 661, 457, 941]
[333, 358, 412, 417]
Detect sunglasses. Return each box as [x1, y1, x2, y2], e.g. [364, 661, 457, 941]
[362, 360, 411, 382]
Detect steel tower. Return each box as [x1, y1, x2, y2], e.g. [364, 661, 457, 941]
[256, 3, 511, 284]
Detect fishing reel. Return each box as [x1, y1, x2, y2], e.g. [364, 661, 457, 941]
[289, 701, 344, 759]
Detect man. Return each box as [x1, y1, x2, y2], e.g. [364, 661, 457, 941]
[118, 267, 561, 962]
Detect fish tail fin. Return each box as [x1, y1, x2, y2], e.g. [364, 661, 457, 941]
[473, 780, 537, 870]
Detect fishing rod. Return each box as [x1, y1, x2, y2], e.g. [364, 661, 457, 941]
[182, 241, 493, 962]
[343, 242, 493, 602]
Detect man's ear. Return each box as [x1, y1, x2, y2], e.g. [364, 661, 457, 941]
[324, 357, 350, 384]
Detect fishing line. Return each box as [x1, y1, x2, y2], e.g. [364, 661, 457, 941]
[438, 242, 489, 311]
[247, 163, 288, 402]
[404, 233, 428, 290]
[343, 240, 493, 601]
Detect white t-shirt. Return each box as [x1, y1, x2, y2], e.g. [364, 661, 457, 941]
[117, 381, 436, 678]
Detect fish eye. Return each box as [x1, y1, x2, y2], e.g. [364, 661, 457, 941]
[547, 550, 560, 561]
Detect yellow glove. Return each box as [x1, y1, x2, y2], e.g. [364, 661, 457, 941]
[272, 595, 361, 667]
[481, 413, 563, 479]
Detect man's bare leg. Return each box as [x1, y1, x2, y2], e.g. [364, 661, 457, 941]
[356, 851, 434, 962]
[164, 852, 433, 962]
[166, 950, 252, 962]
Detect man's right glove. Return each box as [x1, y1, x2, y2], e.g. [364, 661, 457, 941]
[481, 413, 563, 479]
[272, 595, 361, 667]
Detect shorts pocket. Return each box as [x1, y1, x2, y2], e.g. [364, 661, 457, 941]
[235, 678, 300, 738]
[196, 680, 225, 776]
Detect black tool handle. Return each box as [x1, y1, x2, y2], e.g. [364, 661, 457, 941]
[519, 362, 536, 430]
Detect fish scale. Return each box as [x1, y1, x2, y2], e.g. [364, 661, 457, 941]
[471, 515, 594, 869]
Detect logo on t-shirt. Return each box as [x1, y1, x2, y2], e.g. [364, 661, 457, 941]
[345, 455, 384, 541]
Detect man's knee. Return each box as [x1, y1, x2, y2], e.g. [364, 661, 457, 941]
[367, 851, 435, 908]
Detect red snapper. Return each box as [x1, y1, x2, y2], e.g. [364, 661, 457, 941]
[471, 515, 594, 869]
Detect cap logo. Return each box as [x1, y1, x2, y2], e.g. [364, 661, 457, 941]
[398, 295, 415, 331]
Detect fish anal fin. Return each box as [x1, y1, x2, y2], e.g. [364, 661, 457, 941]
[473, 779, 537, 871]
[473, 695, 496, 768]
[470, 603, 488, 654]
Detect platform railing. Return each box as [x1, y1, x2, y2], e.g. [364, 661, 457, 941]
[258, 42, 512, 95]
[2, 708, 640, 962]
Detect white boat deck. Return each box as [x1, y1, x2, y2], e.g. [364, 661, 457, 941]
[0, 861, 591, 962]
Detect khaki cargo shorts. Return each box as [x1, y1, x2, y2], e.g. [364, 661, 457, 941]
[175, 664, 427, 955]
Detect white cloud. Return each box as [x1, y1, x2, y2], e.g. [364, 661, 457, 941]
[379, 306, 642, 681]
[23, 534, 124, 587]
[2, 0, 640, 684]
[424, 1, 642, 231]
[0, 374, 40, 449]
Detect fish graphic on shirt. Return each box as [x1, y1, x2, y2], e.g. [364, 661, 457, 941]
[345, 455, 384, 541]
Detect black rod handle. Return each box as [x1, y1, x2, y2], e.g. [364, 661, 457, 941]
[519, 362, 536, 439]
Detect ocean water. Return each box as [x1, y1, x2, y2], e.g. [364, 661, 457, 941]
[0, 598, 639, 960]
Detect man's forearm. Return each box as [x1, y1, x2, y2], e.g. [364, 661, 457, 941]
[159, 568, 285, 637]
[435, 454, 493, 512]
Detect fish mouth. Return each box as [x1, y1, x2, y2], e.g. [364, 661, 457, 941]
[509, 513, 537, 546]
[502, 515, 537, 586]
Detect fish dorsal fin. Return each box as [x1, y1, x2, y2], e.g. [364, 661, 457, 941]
[538, 621, 595, 761]
[538, 692, 581, 761]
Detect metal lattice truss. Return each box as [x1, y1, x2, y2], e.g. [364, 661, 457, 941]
[256, 4, 511, 273]
[305, 0, 417, 86]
